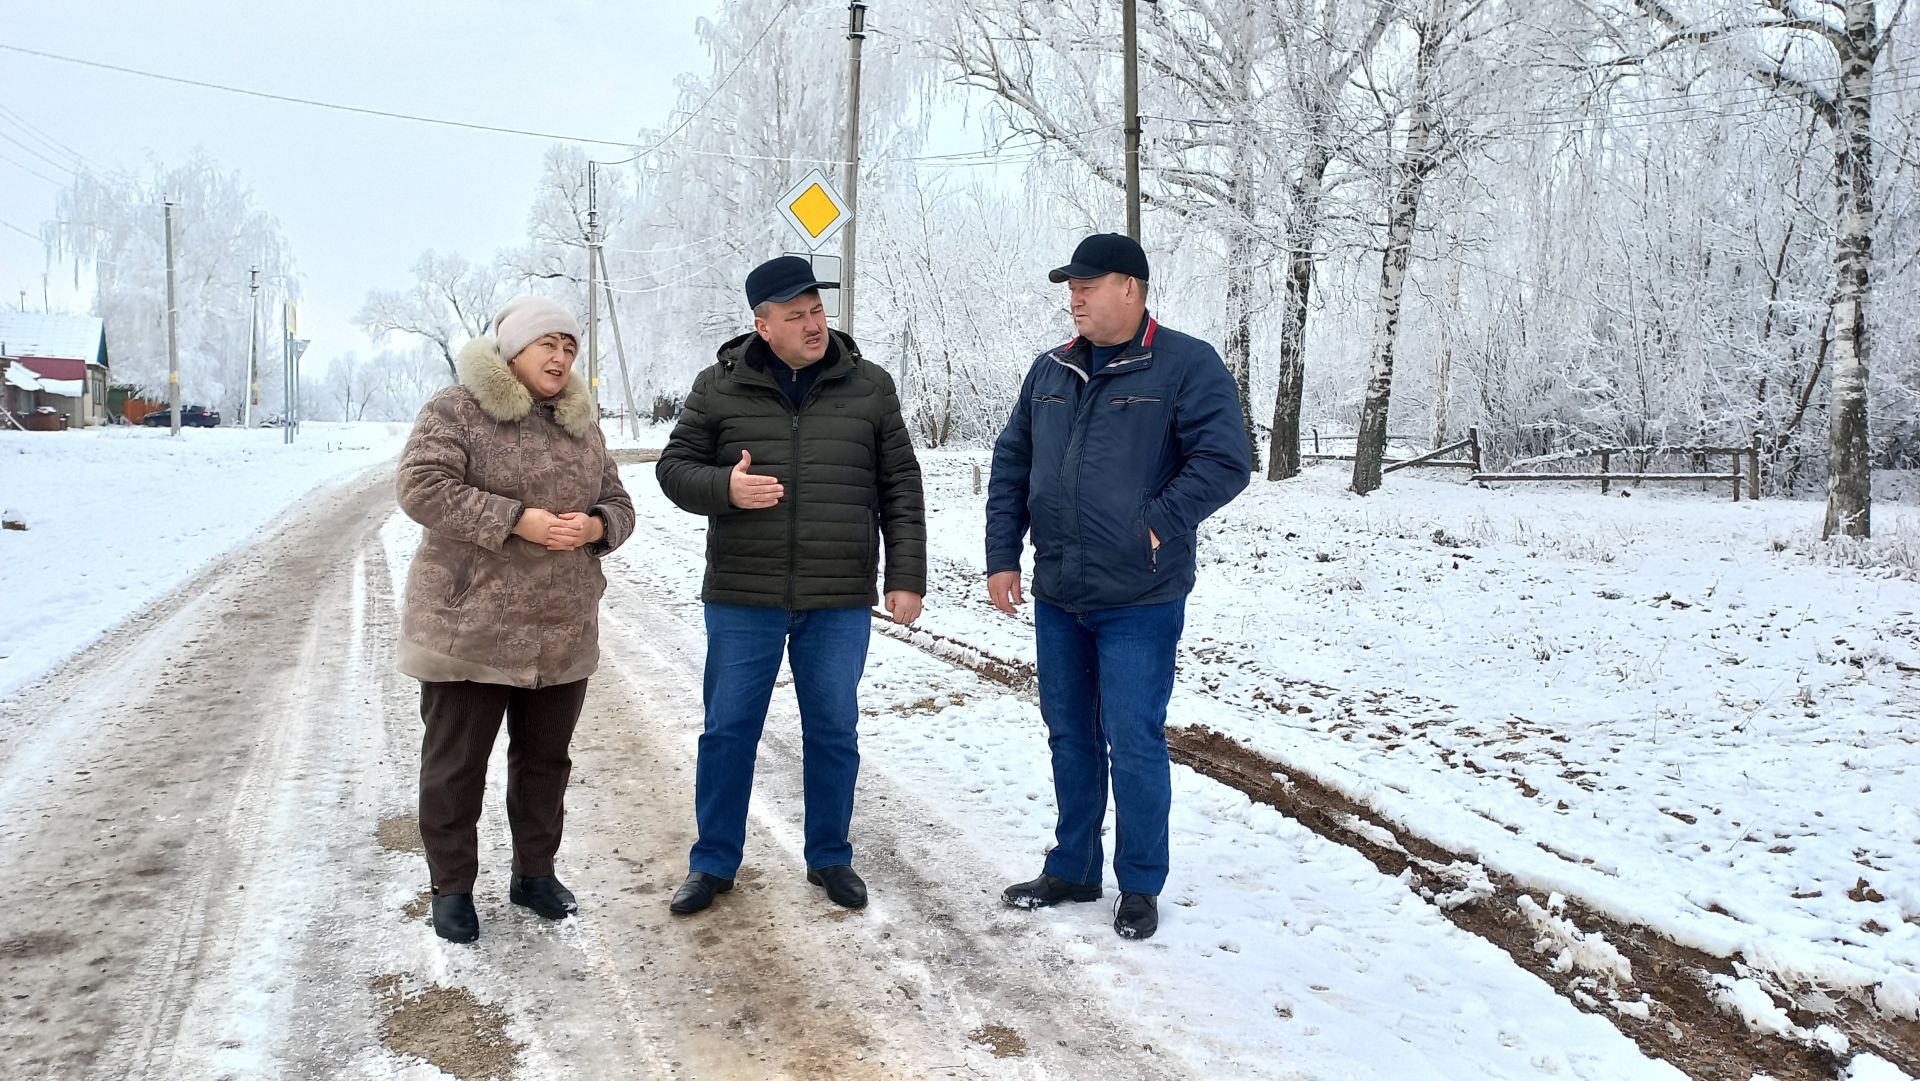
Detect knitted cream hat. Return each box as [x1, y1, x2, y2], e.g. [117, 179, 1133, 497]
[492, 294, 580, 362]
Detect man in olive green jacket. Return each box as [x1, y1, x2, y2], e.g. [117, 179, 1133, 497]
[657, 256, 925, 916]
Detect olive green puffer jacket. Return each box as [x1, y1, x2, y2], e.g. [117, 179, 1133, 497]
[655, 330, 926, 609]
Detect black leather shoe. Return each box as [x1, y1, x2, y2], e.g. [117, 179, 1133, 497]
[806, 864, 868, 909]
[1114, 892, 1158, 940]
[669, 871, 734, 915]
[1002, 872, 1103, 910]
[431, 891, 479, 943]
[509, 874, 578, 920]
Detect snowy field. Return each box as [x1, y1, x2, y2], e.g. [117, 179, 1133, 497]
[905, 455, 1920, 1008]
[621, 445, 1920, 1080]
[0, 422, 409, 698]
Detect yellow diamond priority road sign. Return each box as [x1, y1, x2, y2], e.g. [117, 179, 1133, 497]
[778, 169, 851, 251]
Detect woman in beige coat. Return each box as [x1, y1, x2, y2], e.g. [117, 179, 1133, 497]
[395, 294, 634, 943]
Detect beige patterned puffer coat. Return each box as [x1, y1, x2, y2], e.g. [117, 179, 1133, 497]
[395, 336, 634, 688]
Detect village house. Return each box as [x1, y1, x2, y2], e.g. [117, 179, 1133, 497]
[0, 312, 111, 430]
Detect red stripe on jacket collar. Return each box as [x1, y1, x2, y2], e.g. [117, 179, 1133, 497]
[1056, 317, 1156, 358]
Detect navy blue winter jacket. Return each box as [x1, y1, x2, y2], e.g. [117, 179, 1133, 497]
[985, 315, 1252, 612]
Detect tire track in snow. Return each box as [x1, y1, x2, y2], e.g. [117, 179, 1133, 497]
[866, 571, 1915, 1079]
[0, 470, 399, 1078]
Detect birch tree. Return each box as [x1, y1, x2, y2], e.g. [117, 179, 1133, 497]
[1267, 0, 1397, 479]
[1352, 5, 1453, 495]
[1619, 0, 1901, 535]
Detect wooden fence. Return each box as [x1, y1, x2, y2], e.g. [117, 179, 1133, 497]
[1473, 436, 1762, 501]
[1301, 427, 1483, 474]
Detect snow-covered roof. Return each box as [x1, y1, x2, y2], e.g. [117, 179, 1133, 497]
[0, 312, 107, 365]
[5, 364, 43, 392]
[37, 378, 81, 398]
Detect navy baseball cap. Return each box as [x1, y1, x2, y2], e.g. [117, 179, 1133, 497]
[1048, 232, 1150, 283]
[745, 256, 839, 309]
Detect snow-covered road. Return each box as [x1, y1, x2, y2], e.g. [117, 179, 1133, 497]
[3, 447, 1910, 1080]
[0, 461, 1686, 1080]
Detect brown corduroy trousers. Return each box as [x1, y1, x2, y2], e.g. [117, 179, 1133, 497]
[417, 678, 588, 895]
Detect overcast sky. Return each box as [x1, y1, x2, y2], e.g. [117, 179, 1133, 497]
[0, 0, 724, 362]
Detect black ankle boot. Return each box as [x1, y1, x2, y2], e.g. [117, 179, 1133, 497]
[1002, 872, 1103, 910]
[806, 864, 868, 909]
[669, 872, 734, 915]
[432, 891, 479, 943]
[509, 874, 578, 920]
[1114, 892, 1158, 940]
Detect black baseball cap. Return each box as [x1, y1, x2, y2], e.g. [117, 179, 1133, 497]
[745, 255, 839, 309]
[1048, 232, 1150, 283]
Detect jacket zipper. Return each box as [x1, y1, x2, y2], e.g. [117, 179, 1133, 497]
[783, 358, 843, 609]
[731, 347, 855, 610]
[786, 412, 800, 608]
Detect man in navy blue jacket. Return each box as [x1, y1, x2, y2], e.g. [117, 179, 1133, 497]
[985, 233, 1251, 940]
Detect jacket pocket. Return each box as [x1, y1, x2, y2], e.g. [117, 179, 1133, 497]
[1109, 394, 1164, 408]
[1031, 392, 1068, 405]
[447, 564, 474, 607]
[1140, 503, 1159, 573]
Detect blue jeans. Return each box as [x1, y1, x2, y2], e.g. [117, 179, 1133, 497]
[1034, 597, 1186, 896]
[689, 604, 872, 878]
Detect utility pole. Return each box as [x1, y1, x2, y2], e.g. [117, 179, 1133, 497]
[840, 0, 867, 337]
[596, 247, 642, 440]
[292, 330, 304, 437]
[282, 301, 294, 445]
[1123, 0, 1142, 241]
[586, 160, 601, 421]
[244, 267, 259, 428]
[164, 200, 181, 435]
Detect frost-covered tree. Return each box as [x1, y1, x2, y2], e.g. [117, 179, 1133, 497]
[1608, 0, 1903, 534]
[357, 249, 509, 383]
[50, 152, 296, 417]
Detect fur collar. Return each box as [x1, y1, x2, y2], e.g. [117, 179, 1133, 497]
[456, 336, 595, 439]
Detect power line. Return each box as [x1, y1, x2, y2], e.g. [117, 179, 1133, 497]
[1492, 73, 1920, 139]
[606, 239, 749, 285]
[601, 261, 736, 295]
[0, 41, 644, 150]
[1147, 71, 1920, 146]
[0, 102, 96, 172]
[0, 128, 78, 177]
[0, 215, 41, 242]
[0, 39, 1108, 172]
[601, 224, 754, 256]
[0, 148, 63, 186]
[594, 0, 797, 168]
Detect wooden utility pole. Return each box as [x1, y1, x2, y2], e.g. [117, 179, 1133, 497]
[244, 267, 259, 428]
[841, 1, 868, 336]
[586, 161, 601, 417]
[1123, 0, 1141, 240]
[164, 200, 180, 435]
[595, 247, 642, 439]
[282, 302, 293, 445]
